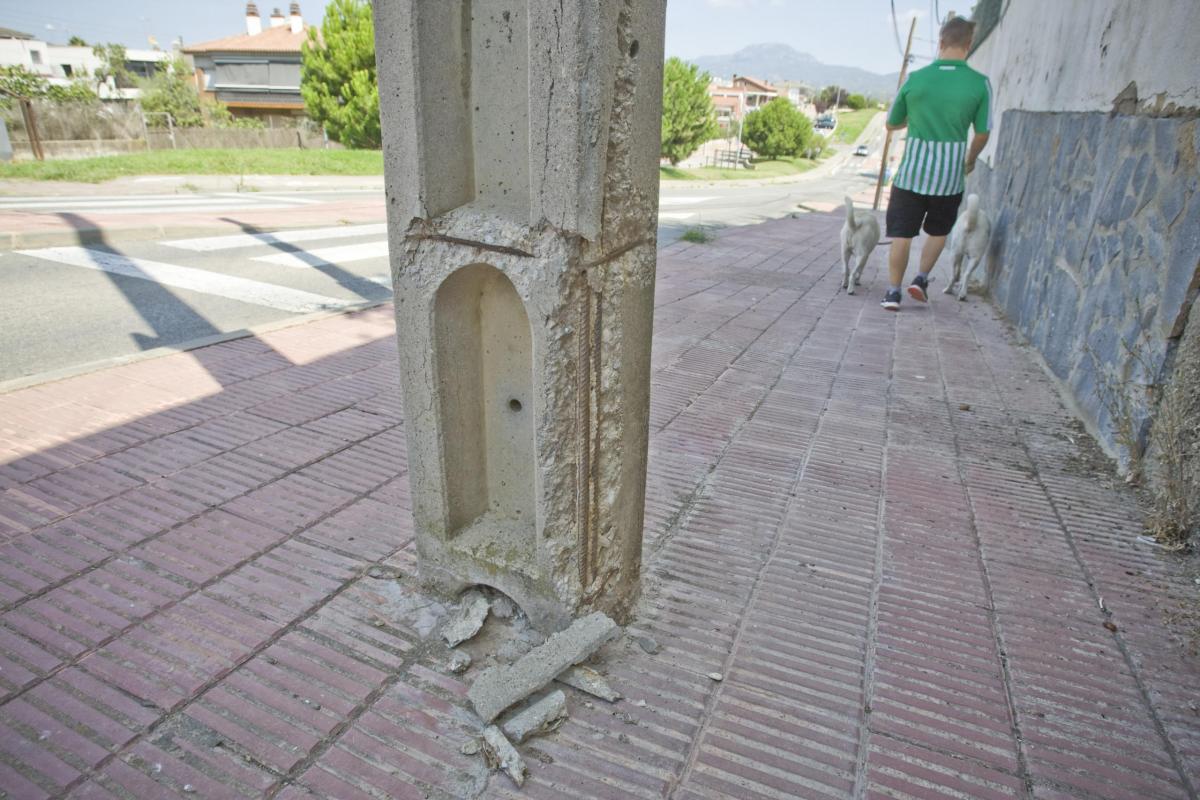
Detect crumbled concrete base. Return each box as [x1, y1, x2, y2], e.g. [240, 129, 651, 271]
[481, 726, 526, 787]
[469, 613, 619, 723]
[556, 665, 621, 702]
[442, 590, 490, 647]
[501, 690, 568, 744]
[496, 637, 533, 664]
[491, 595, 516, 620]
[448, 650, 472, 674]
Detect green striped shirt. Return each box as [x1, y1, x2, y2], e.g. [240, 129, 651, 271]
[888, 59, 992, 196]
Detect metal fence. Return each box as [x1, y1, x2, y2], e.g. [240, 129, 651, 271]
[0, 99, 332, 160]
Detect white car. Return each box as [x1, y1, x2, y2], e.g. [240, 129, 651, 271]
[854, 145, 869, 156]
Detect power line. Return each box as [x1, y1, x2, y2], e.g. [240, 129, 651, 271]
[889, 0, 905, 57]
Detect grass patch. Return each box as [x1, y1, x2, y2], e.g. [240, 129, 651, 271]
[833, 109, 880, 144]
[660, 155, 822, 181]
[679, 226, 713, 244]
[0, 148, 385, 182]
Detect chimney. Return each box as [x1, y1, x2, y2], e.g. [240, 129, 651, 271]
[245, 2, 262, 35]
[269, 7, 286, 28]
[289, 3, 303, 34]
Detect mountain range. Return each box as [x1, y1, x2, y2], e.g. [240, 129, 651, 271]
[691, 43, 899, 97]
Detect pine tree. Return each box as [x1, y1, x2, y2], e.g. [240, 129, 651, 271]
[660, 57, 719, 166]
[301, 0, 380, 149]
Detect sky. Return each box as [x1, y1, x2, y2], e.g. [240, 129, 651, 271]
[0, 0, 971, 75]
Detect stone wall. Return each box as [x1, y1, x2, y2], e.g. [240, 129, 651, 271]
[967, 0, 1200, 167]
[971, 110, 1200, 466]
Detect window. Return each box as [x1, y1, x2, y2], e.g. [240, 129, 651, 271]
[30, 50, 42, 64]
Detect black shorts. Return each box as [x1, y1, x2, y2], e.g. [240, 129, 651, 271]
[885, 186, 963, 238]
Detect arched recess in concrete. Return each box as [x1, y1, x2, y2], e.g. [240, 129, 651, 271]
[434, 263, 537, 571]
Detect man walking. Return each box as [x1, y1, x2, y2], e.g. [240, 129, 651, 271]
[881, 16, 991, 311]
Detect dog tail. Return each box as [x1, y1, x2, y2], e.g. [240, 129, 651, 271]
[965, 194, 980, 232]
[843, 196, 858, 229]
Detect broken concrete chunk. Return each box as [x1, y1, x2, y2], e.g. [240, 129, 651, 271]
[501, 690, 568, 744]
[556, 665, 621, 702]
[707, 672, 724, 682]
[469, 612, 619, 723]
[442, 590, 490, 647]
[460, 739, 480, 756]
[481, 726, 526, 787]
[448, 650, 472, 674]
[635, 635, 660, 654]
[491, 595, 516, 619]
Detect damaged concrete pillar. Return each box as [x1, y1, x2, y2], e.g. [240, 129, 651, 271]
[373, 0, 666, 631]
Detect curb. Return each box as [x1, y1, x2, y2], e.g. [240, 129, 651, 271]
[0, 299, 392, 396]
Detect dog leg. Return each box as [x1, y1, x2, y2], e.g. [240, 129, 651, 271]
[958, 253, 982, 301]
[842, 248, 853, 291]
[944, 252, 963, 295]
[852, 251, 869, 288]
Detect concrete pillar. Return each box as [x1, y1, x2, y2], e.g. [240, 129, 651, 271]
[374, 1, 666, 632]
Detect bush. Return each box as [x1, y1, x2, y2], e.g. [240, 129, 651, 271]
[742, 97, 815, 159]
[845, 93, 868, 110]
[139, 57, 203, 127]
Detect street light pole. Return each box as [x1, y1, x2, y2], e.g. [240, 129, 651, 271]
[873, 16, 917, 210]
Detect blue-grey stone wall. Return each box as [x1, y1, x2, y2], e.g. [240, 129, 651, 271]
[972, 110, 1200, 463]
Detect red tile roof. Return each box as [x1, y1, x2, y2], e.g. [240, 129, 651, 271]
[183, 25, 311, 55]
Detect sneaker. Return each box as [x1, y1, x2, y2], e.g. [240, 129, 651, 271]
[907, 273, 932, 302]
[881, 289, 902, 311]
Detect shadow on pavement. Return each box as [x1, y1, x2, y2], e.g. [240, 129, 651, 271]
[218, 216, 391, 301]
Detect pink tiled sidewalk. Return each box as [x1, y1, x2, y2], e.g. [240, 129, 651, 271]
[0, 213, 1197, 799]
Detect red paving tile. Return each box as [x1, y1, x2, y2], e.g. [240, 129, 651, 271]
[0, 214, 1197, 798]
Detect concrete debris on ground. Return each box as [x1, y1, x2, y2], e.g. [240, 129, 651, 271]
[442, 589, 491, 647]
[469, 612, 619, 723]
[707, 672, 724, 681]
[635, 635, 661, 654]
[481, 726, 527, 787]
[460, 739, 480, 756]
[500, 690, 568, 744]
[448, 650, 472, 674]
[556, 665, 621, 702]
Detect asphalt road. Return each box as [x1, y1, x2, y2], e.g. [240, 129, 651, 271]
[0, 117, 887, 387]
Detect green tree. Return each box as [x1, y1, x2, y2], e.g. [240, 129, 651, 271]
[92, 44, 135, 91]
[815, 85, 847, 112]
[301, 0, 380, 149]
[845, 93, 868, 110]
[139, 57, 203, 127]
[68, 35, 88, 46]
[742, 97, 815, 159]
[660, 57, 718, 166]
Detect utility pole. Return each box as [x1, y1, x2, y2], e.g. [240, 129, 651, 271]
[873, 15, 917, 210]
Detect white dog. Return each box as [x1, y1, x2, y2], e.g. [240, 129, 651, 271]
[944, 194, 991, 301]
[840, 196, 880, 295]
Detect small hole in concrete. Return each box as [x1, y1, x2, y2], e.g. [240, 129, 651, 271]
[629, 39, 639, 57]
[509, 398, 523, 412]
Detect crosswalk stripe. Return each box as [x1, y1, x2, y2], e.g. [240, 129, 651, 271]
[659, 196, 715, 206]
[17, 246, 348, 314]
[0, 195, 289, 209]
[163, 223, 390, 252]
[252, 240, 390, 269]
